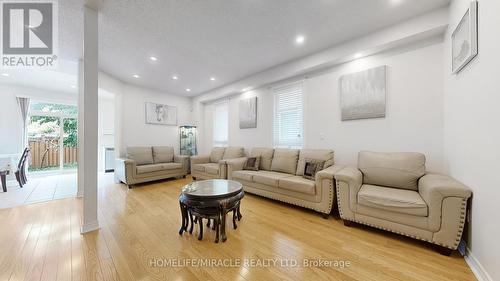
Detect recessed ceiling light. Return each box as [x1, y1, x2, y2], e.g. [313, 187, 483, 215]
[186, 88, 191, 92]
[149, 56, 158, 61]
[354, 53, 363, 59]
[1, 73, 9, 77]
[242, 87, 251, 92]
[295, 35, 305, 45]
[133, 74, 140, 78]
[210, 77, 216, 81]
[70, 85, 76, 89]
[391, 0, 403, 5]
[172, 75, 179, 80]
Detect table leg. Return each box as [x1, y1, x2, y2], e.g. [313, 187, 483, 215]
[215, 216, 220, 243]
[198, 218, 203, 240]
[232, 210, 237, 229]
[221, 208, 227, 242]
[0, 174, 6, 193]
[237, 204, 242, 221]
[189, 212, 194, 234]
[178, 202, 187, 235]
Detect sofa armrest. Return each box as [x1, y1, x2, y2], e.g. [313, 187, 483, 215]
[334, 166, 363, 191]
[334, 166, 363, 219]
[419, 174, 472, 243]
[226, 157, 248, 180]
[315, 164, 345, 182]
[174, 155, 190, 174]
[115, 158, 135, 185]
[190, 155, 210, 165]
[419, 174, 472, 204]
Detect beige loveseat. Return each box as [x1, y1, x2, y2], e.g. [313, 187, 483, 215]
[190, 147, 244, 180]
[335, 151, 472, 254]
[226, 148, 343, 217]
[115, 146, 189, 188]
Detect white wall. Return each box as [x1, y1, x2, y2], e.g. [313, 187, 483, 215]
[443, 1, 500, 280]
[197, 40, 445, 172]
[97, 96, 115, 171]
[119, 84, 193, 156]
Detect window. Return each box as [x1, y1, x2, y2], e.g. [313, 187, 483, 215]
[213, 101, 229, 147]
[273, 82, 304, 148]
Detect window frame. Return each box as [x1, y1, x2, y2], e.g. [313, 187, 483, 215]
[272, 81, 304, 149]
[212, 100, 229, 148]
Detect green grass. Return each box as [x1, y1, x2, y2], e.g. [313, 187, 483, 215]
[28, 163, 78, 172]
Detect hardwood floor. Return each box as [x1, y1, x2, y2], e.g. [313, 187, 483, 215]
[0, 174, 476, 281]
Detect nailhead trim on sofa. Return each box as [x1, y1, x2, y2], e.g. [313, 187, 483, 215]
[336, 181, 468, 250]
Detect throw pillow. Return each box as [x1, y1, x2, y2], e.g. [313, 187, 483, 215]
[303, 158, 325, 180]
[243, 156, 260, 171]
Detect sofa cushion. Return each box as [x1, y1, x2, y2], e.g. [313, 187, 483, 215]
[192, 164, 206, 172]
[250, 148, 274, 171]
[232, 170, 260, 182]
[279, 176, 316, 195]
[271, 148, 299, 174]
[204, 163, 220, 175]
[209, 147, 226, 163]
[358, 151, 426, 191]
[152, 146, 174, 163]
[127, 147, 153, 165]
[357, 184, 428, 217]
[136, 163, 182, 174]
[253, 171, 293, 187]
[223, 147, 244, 159]
[296, 149, 334, 176]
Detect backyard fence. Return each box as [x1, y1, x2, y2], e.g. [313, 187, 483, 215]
[28, 139, 78, 169]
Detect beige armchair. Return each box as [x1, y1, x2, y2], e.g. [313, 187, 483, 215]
[190, 147, 244, 180]
[335, 151, 472, 255]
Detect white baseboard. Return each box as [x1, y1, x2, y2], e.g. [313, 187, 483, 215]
[76, 190, 84, 198]
[464, 247, 493, 281]
[80, 220, 99, 234]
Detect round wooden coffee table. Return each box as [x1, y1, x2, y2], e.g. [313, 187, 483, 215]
[178, 179, 244, 243]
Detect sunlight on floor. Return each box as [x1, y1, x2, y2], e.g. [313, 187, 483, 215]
[0, 172, 77, 209]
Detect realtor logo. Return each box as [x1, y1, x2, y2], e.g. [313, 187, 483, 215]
[1, 0, 58, 68]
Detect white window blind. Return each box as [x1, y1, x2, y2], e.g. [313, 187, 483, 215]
[213, 101, 229, 147]
[273, 82, 304, 148]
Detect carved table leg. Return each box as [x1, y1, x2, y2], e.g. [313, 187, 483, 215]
[221, 209, 227, 242]
[198, 217, 203, 240]
[178, 202, 187, 235]
[232, 210, 237, 229]
[215, 216, 220, 243]
[237, 204, 242, 221]
[189, 212, 194, 234]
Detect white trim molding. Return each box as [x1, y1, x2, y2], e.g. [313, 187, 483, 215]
[464, 247, 493, 281]
[80, 220, 100, 234]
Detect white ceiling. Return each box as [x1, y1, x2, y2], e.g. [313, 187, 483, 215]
[2, 0, 451, 97]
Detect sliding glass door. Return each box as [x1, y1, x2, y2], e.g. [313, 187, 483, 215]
[27, 102, 78, 173]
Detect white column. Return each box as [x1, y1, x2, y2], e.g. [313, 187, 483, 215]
[77, 59, 84, 198]
[80, 5, 99, 234]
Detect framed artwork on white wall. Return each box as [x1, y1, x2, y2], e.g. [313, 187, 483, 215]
[339, 65, 387, 121]
[451, 1, 478, 74]
[145, 102, 177, 125]
[239, 97, 257, 129]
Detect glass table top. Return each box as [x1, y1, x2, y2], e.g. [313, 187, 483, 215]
[181, 179, 243, 198]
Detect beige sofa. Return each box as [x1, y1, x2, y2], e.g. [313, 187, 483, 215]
[226, 148, 343, 217]
[190, 147, 244, 180]
[335, 151, 472, 254]
[115, 146, 189, 188]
